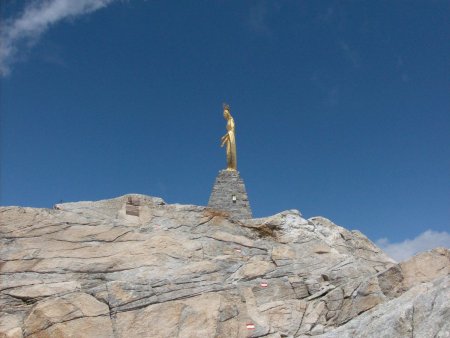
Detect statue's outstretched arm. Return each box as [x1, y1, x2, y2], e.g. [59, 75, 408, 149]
[221, 134, 229, 147]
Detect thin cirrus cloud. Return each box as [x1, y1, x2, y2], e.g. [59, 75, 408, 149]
[338, 41, 360, 68]
[0, 0, 116, 76]
[376, 230, 450, 262]
[248, 2, 270, 34]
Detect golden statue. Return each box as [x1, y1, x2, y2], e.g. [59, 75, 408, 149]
[220, 103, 237, 171]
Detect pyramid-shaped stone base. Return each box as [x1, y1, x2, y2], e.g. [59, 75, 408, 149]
[208, 169, 252, 220]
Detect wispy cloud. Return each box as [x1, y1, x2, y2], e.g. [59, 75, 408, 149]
[248, 2, 270, 35]
[326, 86, 339, 107]
[0, 0, 116, 76]
[317, 5, 335, 23]
[396, 55, 409, 82]
[376, 230, 450, 262]
[311, 72, 340, 107]
[338, 41, 360, 68]
[247, 1, 280, 36]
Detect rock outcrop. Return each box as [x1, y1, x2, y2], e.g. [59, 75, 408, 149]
[0, 194, 448, 337]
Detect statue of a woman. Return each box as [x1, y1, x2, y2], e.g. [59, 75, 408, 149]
[220, 103, 237, 171]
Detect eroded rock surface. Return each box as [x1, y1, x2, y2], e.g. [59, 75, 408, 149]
[1, 194, 448, 337]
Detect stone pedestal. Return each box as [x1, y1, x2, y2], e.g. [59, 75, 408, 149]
[208, 169, 252, 220]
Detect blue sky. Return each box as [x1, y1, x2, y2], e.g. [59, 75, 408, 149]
[1, 1, 449, 259]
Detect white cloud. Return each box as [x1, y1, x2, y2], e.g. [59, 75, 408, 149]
[0, 0, 116, 76]
[376, 230, 450, 262]
[338, 40, 360, 68]
[247, 1, 280, 36]
[248, 2, 270, 35]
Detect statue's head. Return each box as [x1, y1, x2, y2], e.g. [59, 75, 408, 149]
[223, 103, 231, 119]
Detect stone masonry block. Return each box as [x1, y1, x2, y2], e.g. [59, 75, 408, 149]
[208, 170, 252, 220]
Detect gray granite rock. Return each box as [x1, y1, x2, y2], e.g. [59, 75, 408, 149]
[0, 194, 448, 338]
[317, 275, 450, 338]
